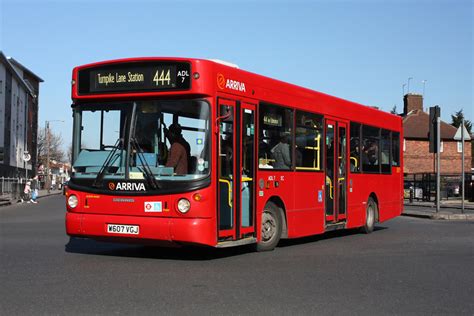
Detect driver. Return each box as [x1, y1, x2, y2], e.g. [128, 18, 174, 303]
[164, 123, 189, 175]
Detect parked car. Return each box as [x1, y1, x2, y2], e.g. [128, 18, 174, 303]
[446, 183, 460, 197]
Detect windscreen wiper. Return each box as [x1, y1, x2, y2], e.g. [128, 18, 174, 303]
[130, 138, 160, 190]
[92, 138, 123, 188]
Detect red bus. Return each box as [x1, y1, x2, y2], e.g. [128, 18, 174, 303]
[66, 57, 403, 251]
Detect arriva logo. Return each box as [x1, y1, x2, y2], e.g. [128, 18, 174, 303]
[217, 73, 246, 92]
[108, 182, 146, 191]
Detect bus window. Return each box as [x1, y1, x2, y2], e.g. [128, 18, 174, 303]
[392, 132, 400, 167]
[350, 122, 361, 173]
[258, 103, 293, 170]
[381, 129, 391, 174]
[295, 111, 323, 171]
[362, 125, 380, 173]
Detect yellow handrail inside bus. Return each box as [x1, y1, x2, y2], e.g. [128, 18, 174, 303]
[295, 134, 321, 171]
[241, 177, 253, 182]
[350, 157, 358, 168]
[326, 176, 333, 199]
[219, 179, 232, 208]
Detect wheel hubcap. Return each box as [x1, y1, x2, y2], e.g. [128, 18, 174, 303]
[367, 203, 374, 226]
[261, 211, 276, 242]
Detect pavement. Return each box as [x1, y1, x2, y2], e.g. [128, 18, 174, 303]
[403, 199, 474, 220]
[0, 189, 63, 206]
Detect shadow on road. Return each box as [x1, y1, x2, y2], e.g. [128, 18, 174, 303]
[279, 225, 388, 247]
[65, 225, 388, 260]
[65, 237, 254, 260]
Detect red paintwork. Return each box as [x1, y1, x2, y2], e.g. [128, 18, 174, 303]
[67, 57, 403, 247]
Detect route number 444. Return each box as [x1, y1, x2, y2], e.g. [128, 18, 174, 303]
[153, 69, 171, 86]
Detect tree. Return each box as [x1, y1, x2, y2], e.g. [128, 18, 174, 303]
[37, 128, 65, 165]
[451, 109, 472, 134]
[390, 105, 398, 115]
[67, 144, 73, 164]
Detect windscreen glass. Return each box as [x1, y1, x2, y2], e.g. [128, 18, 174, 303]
[73, 99, 210, 183]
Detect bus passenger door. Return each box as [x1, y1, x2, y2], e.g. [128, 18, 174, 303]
[239, 103, 256, 239]
[217, 99, 256, 241]
[217, 99, 236, 239]
[325, 120, 348, 223]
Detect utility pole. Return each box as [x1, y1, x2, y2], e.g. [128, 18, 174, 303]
[46, 121, 50, 193]
[461, 118, 465, 213]
[436, 116, 440, 213]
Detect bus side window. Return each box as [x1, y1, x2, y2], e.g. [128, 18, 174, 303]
[381, 129, 391, 173]
[295, 110, 323, 171]
[362, 125, 380, 173]
[350, 122, 361, 173]
[258, 103, 293, 170]
[392, 131, 400, 167]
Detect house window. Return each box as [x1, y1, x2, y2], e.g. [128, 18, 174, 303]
[457, 141, 463, 153]
[403, 139, 406, 152]
[440, 141, 444, 153]
[0, 80, 3, 94]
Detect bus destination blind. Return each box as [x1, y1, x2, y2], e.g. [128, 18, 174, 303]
[78, 62, 191, 94]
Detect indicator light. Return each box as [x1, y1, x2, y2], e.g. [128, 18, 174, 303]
[193, 193, 202, 202]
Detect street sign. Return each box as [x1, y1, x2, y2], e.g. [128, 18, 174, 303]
[453, 125, 471, 140]
[22, 152, 31, 162]
[429, 106, 440, 153]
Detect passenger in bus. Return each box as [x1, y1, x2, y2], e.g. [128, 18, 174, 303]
[164, 123, 189, 175]
[362, 140, 378, 165]
[271, 134, 291, 169]
[350, 138, 360, 172]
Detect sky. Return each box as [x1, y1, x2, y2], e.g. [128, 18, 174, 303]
[1, 0, 472, 151]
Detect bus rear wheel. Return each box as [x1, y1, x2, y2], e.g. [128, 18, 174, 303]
[255, 202, 282, 252]
[360, 197, 377, 234]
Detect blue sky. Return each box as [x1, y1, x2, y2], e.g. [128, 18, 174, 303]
[1, 0, 472, 150]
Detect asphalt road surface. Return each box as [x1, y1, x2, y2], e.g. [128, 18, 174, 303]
[1, 195, 473, 315]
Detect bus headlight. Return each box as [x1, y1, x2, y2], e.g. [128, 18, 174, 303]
[177, 198, 191, 214]
[68, 195, 78, 208]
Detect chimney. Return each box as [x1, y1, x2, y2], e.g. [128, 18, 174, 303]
[403, 94, 423, 115]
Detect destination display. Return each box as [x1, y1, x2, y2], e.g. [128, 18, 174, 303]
[77, 62, 191, 94]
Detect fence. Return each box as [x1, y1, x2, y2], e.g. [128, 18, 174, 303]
[404, 173, 474, 202]
[0, 177, 27, 200]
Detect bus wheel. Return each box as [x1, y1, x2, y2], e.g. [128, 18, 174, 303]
[255, 202, 282, 252]
[361, 197, 377, 234]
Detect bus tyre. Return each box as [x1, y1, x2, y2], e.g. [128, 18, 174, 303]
[361, 197, 377, 234]
[255, 202, 282, 252]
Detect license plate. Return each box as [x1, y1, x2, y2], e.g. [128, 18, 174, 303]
[106, 224, 139, 235]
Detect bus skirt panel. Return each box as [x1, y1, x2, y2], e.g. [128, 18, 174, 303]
[66, 212, 217, 247]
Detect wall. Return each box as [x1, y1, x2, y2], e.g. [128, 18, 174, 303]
[0, 63, 5, 151]
[404, 139, 472, 174]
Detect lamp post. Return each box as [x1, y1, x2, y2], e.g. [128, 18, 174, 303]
[407, 77, 413, 94]
[421, 79, 427, 97]
[45, 120, 64, 193]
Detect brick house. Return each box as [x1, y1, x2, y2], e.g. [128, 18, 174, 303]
[402, 94, 471, 175]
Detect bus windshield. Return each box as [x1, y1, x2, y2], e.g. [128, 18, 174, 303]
[72, 99, 210, 182]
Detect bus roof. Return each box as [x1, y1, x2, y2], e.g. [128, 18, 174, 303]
[72, 57, 401, 130]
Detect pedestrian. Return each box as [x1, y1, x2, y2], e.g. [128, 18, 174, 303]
[21, 180, 32, 203]
[30, 176, 39, 203]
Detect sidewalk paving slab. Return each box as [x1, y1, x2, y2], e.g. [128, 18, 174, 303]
[403, 202, 474, 221]
[0, 190, 63, 207]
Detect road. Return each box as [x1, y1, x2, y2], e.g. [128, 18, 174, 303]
[1, 195, 473, 315]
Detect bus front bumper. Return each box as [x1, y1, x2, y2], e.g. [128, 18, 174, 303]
[66, 212, 216, 247]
